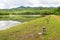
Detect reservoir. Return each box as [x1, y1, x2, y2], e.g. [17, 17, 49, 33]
[0, 20, 21, 30]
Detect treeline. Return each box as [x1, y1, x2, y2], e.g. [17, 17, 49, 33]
[0, 7, 60, 15]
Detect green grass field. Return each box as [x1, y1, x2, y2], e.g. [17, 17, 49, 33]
[0, 15, 60, 40]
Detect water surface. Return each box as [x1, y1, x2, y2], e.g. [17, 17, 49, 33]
[0, 20, 21, 30]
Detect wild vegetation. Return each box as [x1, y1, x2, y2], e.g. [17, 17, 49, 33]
[0, 6, 60, 40]
[0, 15, 41, 22]
[0, 7, 60, 15]
[0, 15, 60, 40]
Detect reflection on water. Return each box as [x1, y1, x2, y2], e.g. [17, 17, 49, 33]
[0, 20, 21, 30]
[0, 15, 40, 30]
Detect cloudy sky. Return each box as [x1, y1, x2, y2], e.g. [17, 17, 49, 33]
[0, 0, 60, 9]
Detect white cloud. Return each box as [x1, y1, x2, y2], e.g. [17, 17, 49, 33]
[27, 0, 40, 7]
[28, 0, 39, 4]
[0, 3, 5, 9]
[0, 0, 60, 9]
[39, 0, 60, 7]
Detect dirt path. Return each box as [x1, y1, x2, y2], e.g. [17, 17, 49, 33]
[52, 15, 60, 22]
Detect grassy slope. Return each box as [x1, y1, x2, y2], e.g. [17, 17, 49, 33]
[0, 15, 60, 40]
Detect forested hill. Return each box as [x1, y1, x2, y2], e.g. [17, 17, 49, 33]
[0, 6, 60, 15]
